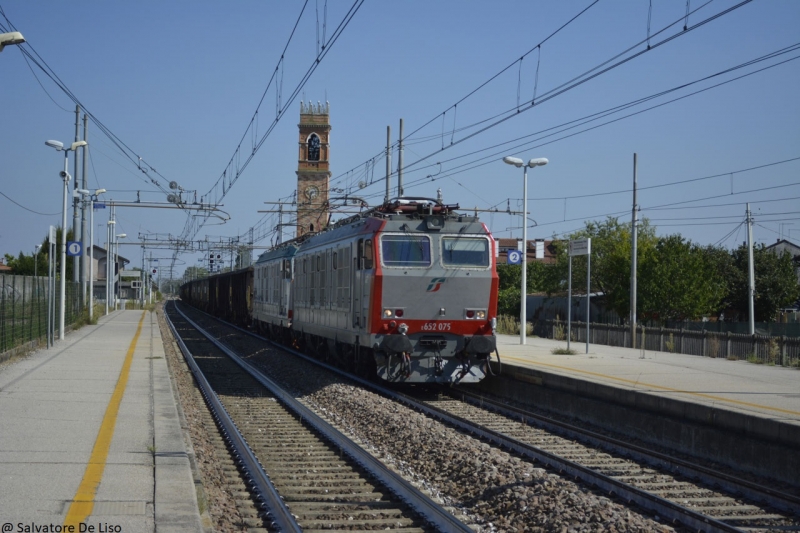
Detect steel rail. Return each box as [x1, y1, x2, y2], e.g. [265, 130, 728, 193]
[172, 303, 475, 533]
[450, 388, 800, 517]
[377, 389, 744, 533]
[173, 302, 755, 531]
[164, 304, 302, 533]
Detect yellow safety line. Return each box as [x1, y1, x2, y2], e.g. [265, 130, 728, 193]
[504, 355, 800, 417]
[64, 311, 146, 527]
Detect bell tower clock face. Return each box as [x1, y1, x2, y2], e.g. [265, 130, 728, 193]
[304, 185, 320, 200]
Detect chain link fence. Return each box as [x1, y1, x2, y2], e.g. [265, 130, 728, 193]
[0, 274, 82, 361]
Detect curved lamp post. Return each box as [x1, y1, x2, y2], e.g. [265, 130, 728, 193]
[45, 139, 88, 340]
[502, 156, 548, 345]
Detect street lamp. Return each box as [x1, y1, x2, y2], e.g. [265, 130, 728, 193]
[76, 188, 105, 320]
[45, 139, 88, 340]
[115, 233, 126, 309]
[0, 31, 25, 52]
[502, 155, 548, 345]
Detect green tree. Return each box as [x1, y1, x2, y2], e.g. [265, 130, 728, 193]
[555, 217, 657, 319]
[638, 236, 727, 321]
[3, 228, 72, 278]
[722, 244, 800, 322]
[183, 265, 209, 282]
[496, 261, 556, 316]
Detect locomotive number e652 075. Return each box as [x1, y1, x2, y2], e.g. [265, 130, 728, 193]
[420, 322, 452, 331]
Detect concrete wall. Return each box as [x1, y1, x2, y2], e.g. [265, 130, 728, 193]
[478, 364, 799, 487]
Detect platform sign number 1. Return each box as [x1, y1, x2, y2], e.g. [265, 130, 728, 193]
[67, 241, 82, 257]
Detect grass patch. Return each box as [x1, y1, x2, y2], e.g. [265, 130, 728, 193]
[746, 353, 763, 364]
[551, 347, 577, 355]
[496, 315, 533, 336]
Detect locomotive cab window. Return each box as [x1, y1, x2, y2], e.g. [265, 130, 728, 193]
[441, 237, 490, 267]
[380, 235, 431, 268]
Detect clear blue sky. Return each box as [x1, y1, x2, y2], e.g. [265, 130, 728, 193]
[2, 1, 799, 278]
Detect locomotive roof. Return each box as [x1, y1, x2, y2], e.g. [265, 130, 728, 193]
[255, 243, 298, 264]
[257, 197, 490, 258]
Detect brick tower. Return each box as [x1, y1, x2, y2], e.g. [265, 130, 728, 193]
[296, 101, 331, 237]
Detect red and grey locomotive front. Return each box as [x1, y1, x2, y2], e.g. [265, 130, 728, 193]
[372, 214, 498, 383]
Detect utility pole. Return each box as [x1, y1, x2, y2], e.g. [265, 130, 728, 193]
[398, 118, 404, 198]
[80, 114, 89, 303]
[141, 246, 145, 308]
[385, 125, 391, 203]
[630, 153, 638, 348]
[746, 203, 755, 335]
[73, 105, 81, 283]
[278, 204, 283, 244]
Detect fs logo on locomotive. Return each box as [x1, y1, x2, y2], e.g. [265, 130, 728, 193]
[426, 277, 446, 292]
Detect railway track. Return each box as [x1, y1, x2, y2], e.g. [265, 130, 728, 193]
[168, 301, 800, 531]
[164, 301, 474, 532]
[404, 390, 800, 533]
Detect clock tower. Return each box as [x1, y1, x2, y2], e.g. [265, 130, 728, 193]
[296, 100, 331, 237]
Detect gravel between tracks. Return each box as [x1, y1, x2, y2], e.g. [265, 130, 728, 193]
[174, 307, 674, 533]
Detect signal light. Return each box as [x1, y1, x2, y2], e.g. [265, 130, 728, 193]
[466, 310, 475, 318]
[395, 309, 404, 318]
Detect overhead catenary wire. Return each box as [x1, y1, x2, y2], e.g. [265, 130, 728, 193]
[328, 36, 796, 205]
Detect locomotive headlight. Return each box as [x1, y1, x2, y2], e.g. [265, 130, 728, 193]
[383, 308, 394, 318]
[476, 310, 486, 319]
[465, 308, 487, 319]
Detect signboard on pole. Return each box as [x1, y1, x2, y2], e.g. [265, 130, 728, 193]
[567, 238, 592, 354]
[569, 238, 591, 256]
[507, 250, 522, 265]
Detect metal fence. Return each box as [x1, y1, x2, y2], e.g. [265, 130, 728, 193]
[534, 319, 800, 367]
[0, 274, 82, 359]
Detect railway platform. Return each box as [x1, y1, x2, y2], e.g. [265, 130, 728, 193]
[481, 334, 800, 484]
[0, 310, 202, 533]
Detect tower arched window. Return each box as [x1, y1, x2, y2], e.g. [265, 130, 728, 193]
[307, 133, 320, 161]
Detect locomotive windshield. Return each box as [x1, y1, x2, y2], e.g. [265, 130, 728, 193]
[441, 237, 490, 267]
[380, 235, 431, 267]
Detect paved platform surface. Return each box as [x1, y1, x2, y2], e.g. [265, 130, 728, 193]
[496, 334, 800, 427]
[0, 310, 202, 533]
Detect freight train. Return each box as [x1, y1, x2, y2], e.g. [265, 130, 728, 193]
[180, 197, 499, 384]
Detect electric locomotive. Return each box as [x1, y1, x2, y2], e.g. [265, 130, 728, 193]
[252, 197, 499, 384]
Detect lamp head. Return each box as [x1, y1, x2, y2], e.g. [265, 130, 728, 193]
[76, 189, 91, 196]
[70, 140, 87, 151]
[527, 158, 549, 168]
[0, 31, 25, 52]
[108, 220, 116, 225]
[45, 140, 64, 151]
[117, 233, 127, 238]
[95, 188, 106, 195]
[502, 156, 524, 168]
